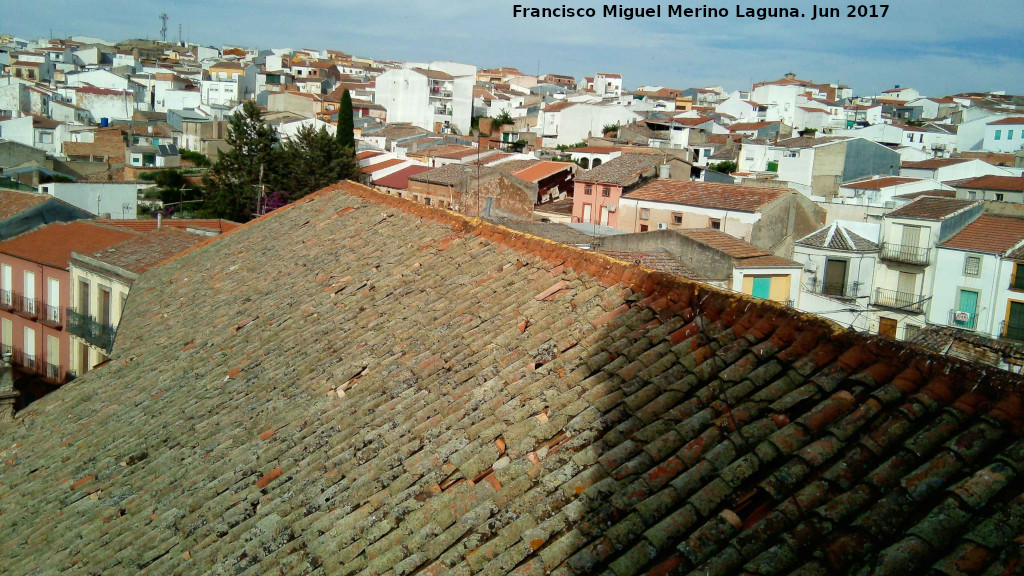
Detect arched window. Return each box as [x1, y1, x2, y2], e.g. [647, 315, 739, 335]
[592, 158, 603, 168]
[579, 158, 590, 169]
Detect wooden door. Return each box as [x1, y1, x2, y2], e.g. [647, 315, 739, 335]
[879, 317, 897, 339]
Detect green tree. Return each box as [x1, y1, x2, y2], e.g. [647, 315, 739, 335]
[337, 89, 355, 155]
[202, 101, 283, 222]
[283, 124, 359, 198]
[708, 160, 737, 174]
[602, 122, 620, 137]
[489, 109, 514, 135]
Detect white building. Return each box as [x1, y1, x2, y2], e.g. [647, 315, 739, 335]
[593, 73, 623, 98]
[836, 176, 952, 207]
[901, 158, 1012, 183]
[374, 63, 475, 135]
[983, 117, 1024, 153]
[37, 182, 146, 219]
[794, 221, 879, 332]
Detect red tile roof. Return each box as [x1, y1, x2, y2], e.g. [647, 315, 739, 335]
[667, 116, 712, 127]
[360, 158, 406, 174]
[954, 175, 1024, 192]
[511, 161, 573, 183]
[355, 150, 383, 160]
[843, 176, 922, 190]
[419, 145, 482, 160]
[85, 228, 205, 274]
[901, 158, 971, 170]
[728, 121, 779, 131]
[372, 165, 432, 190]
[98, 219, 241, 234]
[987, 117, 1024, 125]
[0, 221, 138, 269]
[676, 228, 769, 258]
[76, 86, 128, 96]
[886, 197, 980, 220]
[625, 181, 788, 212]
[734, 254, 802, 268]
[939, 216, 1024, 255]
[542, 101, 575, 112]
[796, 106, 829, 114]
[0, 191, 50, 221]
[569, 146, 623, 154]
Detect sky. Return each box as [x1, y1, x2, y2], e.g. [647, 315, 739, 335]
[9, 0, 1024, 97]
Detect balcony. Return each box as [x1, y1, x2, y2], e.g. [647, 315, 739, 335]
[948, 309, 978, 331]
[12, 292, 38, 320]
[44, 362, 61, 383]
[880, 243, 930, 266]
[1001, 321, 1024, 343]
[40, 304, 63, 329]
[809, 280, 864, 300]
[66, 308, 116, 352]
[11, 348, 37, 373]
[0, 289, 12, 311]
[872, 288, 924, 313]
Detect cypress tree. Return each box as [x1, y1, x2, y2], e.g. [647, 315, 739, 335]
[337, 89, 355, 155]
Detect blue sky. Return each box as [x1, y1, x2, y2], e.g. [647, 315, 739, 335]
[10, 0, 1024, 96]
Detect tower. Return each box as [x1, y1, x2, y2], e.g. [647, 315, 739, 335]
[159, 13, 169, 42]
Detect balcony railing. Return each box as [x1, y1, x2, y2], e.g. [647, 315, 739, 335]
[12, 348, 36, 372]
[0, 289, 12, 310]
[880, 243, 930, 266]
[12, 292, 38, 319]
[44, 362, 61, 383]
[434, 107, 452, 116]
[1001, 321, 1024, 343]
[872, 288, 924, 313]
[41, 304, 63, 328]
[809, 280, 864, 300]
[948, 309, 978, 331]
[66, 308, 117, 352]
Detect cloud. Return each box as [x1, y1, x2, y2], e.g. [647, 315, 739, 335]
[5, 0, 1023, 95]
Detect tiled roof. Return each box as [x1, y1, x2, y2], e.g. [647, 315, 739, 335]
[901, 158, 971, 170]
[843, 176, 921, 190]
[359, 158, 406, 174]
[486, 217, 596, 245]
[98, 218, 241, 234]
[599, 249, 703, 279]
[733, 254, 802, 268]
[2, 181, 1021, 575]
[885, 196, 980, 220]
[419, 145, 481, 160]
[797, 222, 879, 251]
[676, 228, 770, 258]
[512, 161, 573, 183]
[987, 117, 1024, 125]
[569, 146, 623, 154]
[626, 181, 788, 213]
[774, 136, 850, 148]
[542, 101, 575, 112]
[576, 154, 664, 186]
[0, 190, 50, 220]
[373, 165, 432, 190]
[667, 116, 712, 127]
[0, 220, 137, 269]
[83, 227, 204, 274]
[0, 181, 1023, 575]
[410, 163, 496, 186]
[355, 150, 383, 160]
[796, 106, 829, 114]
[954, 175, 1024, 192]
[728, 121, 778, 131]
[939, 216, 1024, 255]
[893, 190, 956, 201]
[412, 67, 454, 80]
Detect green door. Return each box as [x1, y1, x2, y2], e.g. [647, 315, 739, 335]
[1007, 301, 1024, 341]
[752, 277, 771, 300]
[955, 290, 978, 329]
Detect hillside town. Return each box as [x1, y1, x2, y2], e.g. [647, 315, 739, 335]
[0, 25, 1023, 576]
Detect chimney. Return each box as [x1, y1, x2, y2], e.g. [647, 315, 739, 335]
[157, 213, 162, 229]
[658, 163, 671, 179]
[0, 353, 18, 424]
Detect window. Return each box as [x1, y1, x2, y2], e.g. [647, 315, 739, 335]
[994, 130, 1001, 141]
[584, 185, 592, 195]
[996, 193, 1005, 202]
[1009, 130, 1015, 140]
[671, 212, 683, 225]
[1013, 264, 1024, 290]
[968, 191, 977, 199]
[639, 208, 650, 220]
[38, 132, 53, 144]
[964, 255, 981, 276]
[602, 187, 611, 197]
[709, 218, 721, 230]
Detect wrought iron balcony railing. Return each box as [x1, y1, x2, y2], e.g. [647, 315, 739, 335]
[880, 242, 930, 266]
[66, 308, 117, 353]
[872, 288, 924, 313]
[948, 309, 978, 331]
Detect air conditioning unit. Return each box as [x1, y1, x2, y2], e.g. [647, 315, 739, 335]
[658, 223, 668, 230]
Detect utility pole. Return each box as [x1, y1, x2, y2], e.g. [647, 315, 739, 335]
[178, 24, 182, 45]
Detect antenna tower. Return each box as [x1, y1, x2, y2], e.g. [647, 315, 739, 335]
[159, 13, 169, 42]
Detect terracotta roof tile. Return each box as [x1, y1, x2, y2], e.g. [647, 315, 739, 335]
[939, 216, 1024, 255]
[0, 191, 50, 220]
[99, 218, 241, 234]
[844, 176, 922, 190]
[359, 158, 406, 174]
[0, 181, 1022, 576]
[626, 181, 789, 213]
[511, 161, 573, 183]
[83, 227, 204, 274]
[987, 117, 1024, 125]
[953, 175, 1024, 192]
[797, 222, 879, 251]
[675, 228, 770, 258]
[0, 220, 137, 269]
[372, 165, 432, 189]
[901, 158, 971, 170]
[733, 254, 802, 268]
[885, 197, 980, 220]
[576, 154, 665, 186]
